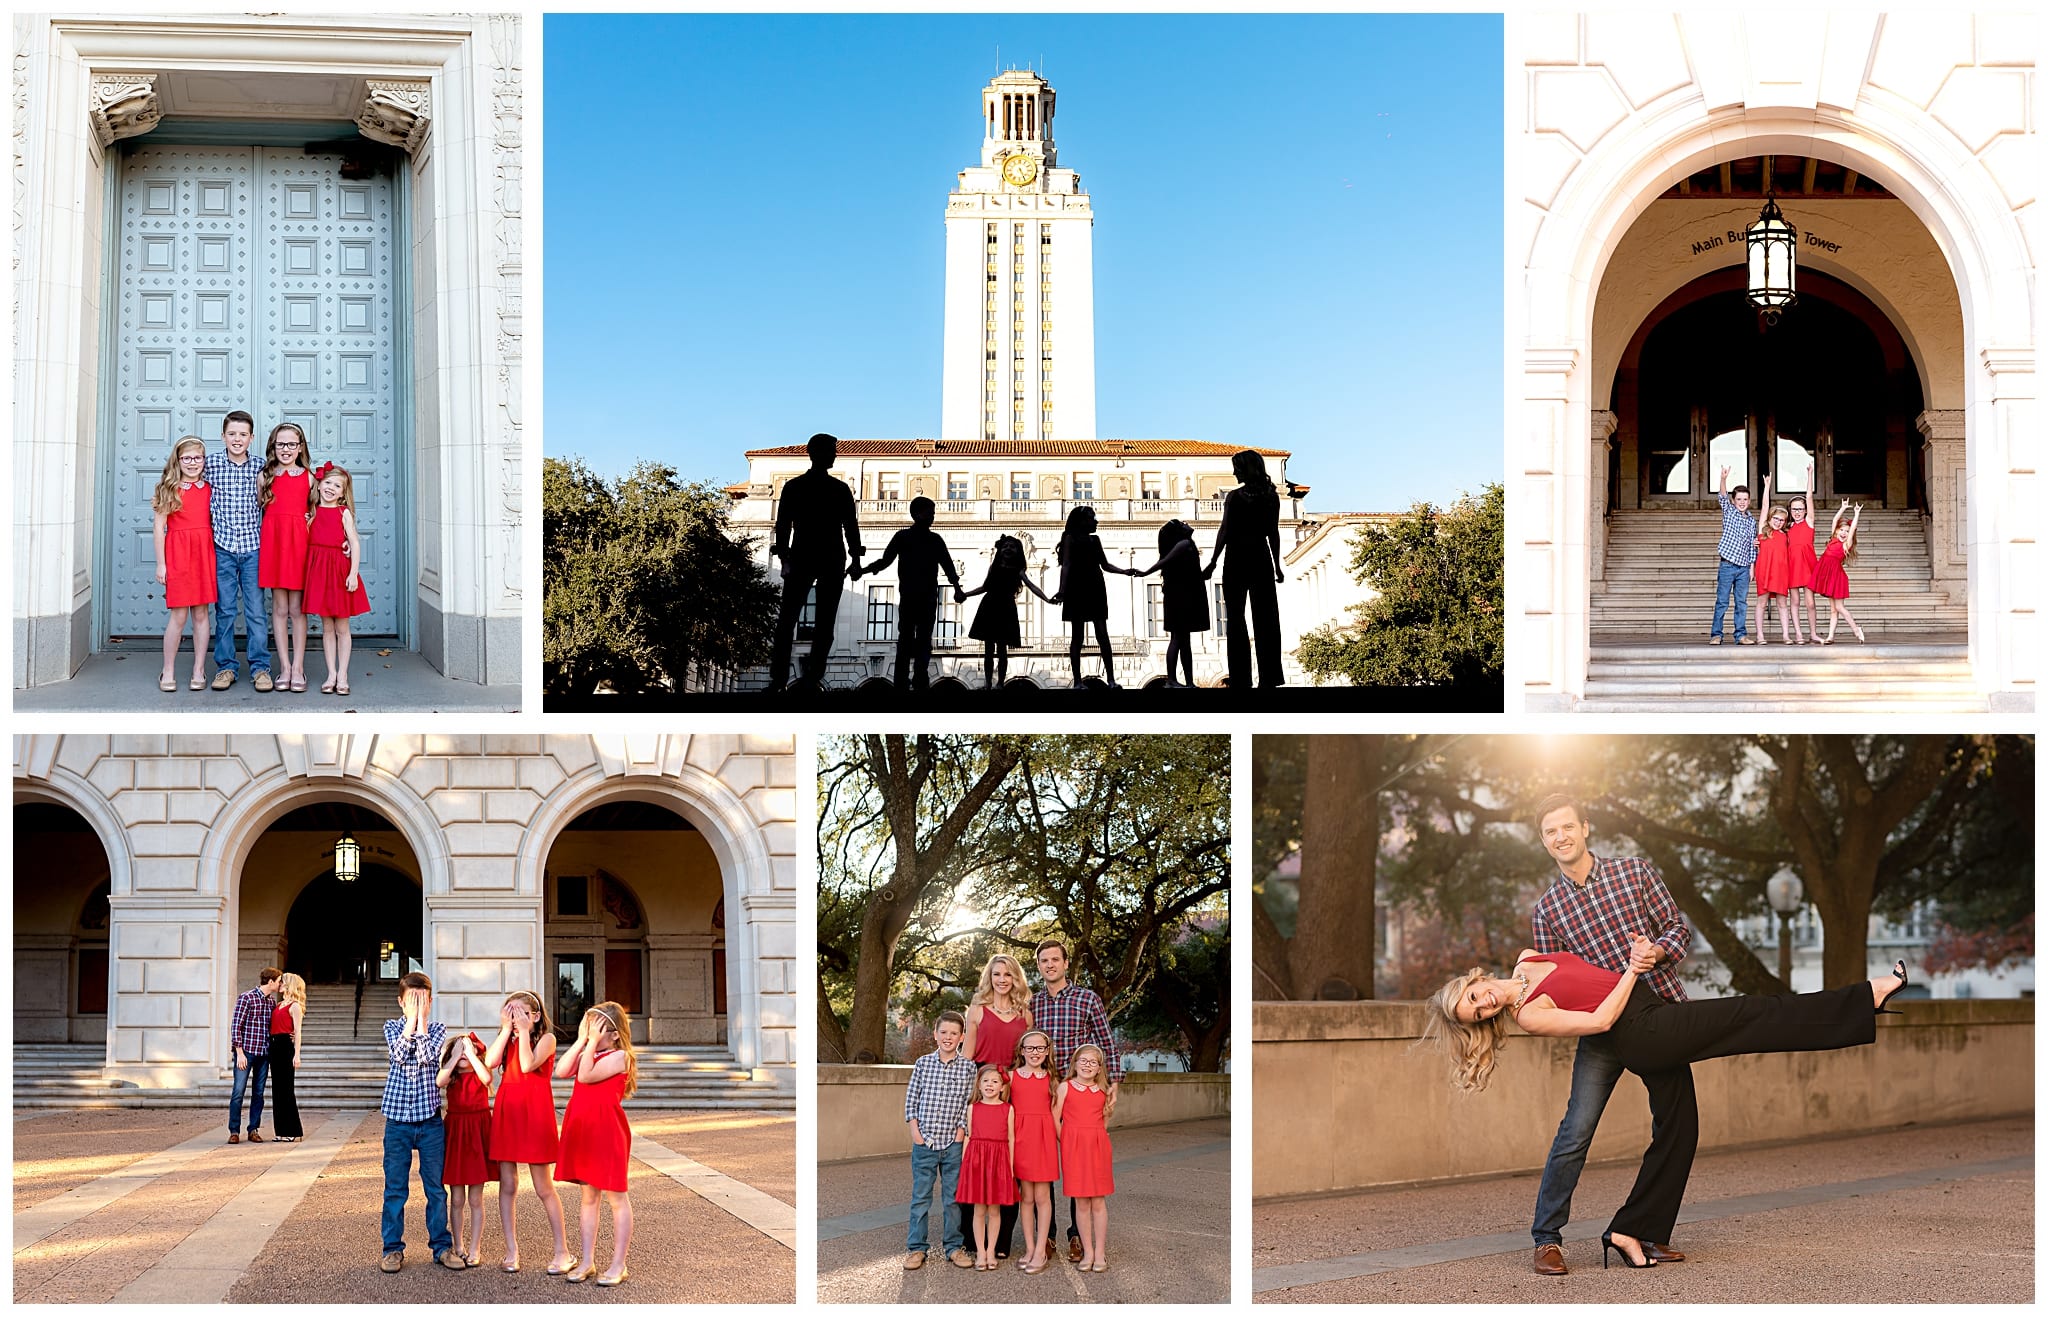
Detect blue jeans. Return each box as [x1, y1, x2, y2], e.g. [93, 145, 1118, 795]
[227, 1052, 269, 1133]
[212, 548, 271, 675]
[1711, 559, 1751, 639]
[1530, 1034, 1626, 1246]
[906, 1140, 963, 1255]
[381, 1117, 452, 1255]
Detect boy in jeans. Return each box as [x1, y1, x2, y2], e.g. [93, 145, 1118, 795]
[205, 410, 272, 689]
[902, 1009, 975, 1271]
[379, 971, 466, 1273]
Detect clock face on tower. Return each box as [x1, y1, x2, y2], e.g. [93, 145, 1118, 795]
[1002, 154, 1039, 187]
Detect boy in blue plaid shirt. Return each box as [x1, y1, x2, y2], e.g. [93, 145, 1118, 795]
[901, 1010, 975, 1270]
[204, 410, 273, 689]
[1710, 465, 1759, 645]
[379, 972, 466, 1273]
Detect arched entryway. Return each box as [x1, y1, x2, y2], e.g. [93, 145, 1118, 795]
[542, 800, 730, 1046]
[12, 802, 113, 1045]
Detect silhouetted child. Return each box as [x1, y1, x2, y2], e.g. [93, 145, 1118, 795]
[958, 534, 1050, 690]
[1133, 519, 1210, 687]
[1050, 506, 1137, 688]
[855, 496, 961, 691]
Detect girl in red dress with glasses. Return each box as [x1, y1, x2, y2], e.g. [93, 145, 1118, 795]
[1009, 1030, 1062, 1273]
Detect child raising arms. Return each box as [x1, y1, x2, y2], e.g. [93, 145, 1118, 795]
[555, 1002, 637, 1286]
[436, 1029, 495, 1266]
[1810, 500, 1865, 643]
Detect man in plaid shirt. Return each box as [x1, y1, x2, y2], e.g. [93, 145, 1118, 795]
[1525, 794, 1695, 1276]
[378, 972, 465, 1273]
[902, 1010, 975, 1270]
[1710, 464, 1759, 646]
[203, 410, 273, 690]
[1031, 939, 1122, 1263]
[226, 966, 281, 1142]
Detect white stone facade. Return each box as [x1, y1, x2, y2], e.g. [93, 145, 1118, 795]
[12, 14, 523, 687]
[11, 735, 798, 1090]
[1517, 13, 2035, 709]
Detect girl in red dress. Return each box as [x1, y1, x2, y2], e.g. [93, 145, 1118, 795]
[437, 1029, 495, 1265]
[1811, 501, 1865, 643]
[484, 991, 576, 1275]
[1750, 478, 1803, 645]
[1785, 464, 1820, 639]
[1055, 1044, 1115, 1272]
[152, 437, 217, 691]
[1009, 1030, 1061, 1273]
[304, 463, 370, 697]
[555, 1001, 638, 1286]
[955, 1065, 1017, 1271]
[257, 424, 314, 692]
[960, 954, 1032, 1259]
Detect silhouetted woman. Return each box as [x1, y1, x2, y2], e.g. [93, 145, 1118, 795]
[1203, 450, 1285, 688]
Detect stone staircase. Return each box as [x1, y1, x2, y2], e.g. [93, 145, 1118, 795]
[1582, 507, 1980, 711]
[14, 984, 790, 1111]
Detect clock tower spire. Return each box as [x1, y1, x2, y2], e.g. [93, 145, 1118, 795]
[941, 69, 1096, 445]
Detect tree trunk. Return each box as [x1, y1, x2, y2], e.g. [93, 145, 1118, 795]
[1251, 894, 1295, 1000]
[1288, 735, 1380, 1000]
[816, 966, 849, 1063]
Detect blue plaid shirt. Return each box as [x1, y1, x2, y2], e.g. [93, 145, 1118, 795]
[902, 1048, 975, 1143]
[382, 1017, 447, 1122]
[1716, 491, 1758, 567]
[1029, 982, 1123, 1086]
[231, 987, 272, 1059]
[204, 449, 263, 554]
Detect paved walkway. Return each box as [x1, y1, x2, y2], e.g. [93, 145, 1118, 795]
[14, 648, 519, 713]
[818, 1116, 1230, 1304]
[1254, 1116, 2032, 1303]
[14, 1108, 792, 1303]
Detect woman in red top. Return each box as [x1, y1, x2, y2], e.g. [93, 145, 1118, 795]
[269, 973, 306, 1141]
[257, 424, 314, 692]
[484, 991, 575, 1275]
[959, 953, 1032, 1258]
[152, 437, 217, 691]
[554, 1002, 637, 1286]
[1426, 947, 1908, 1269]
[437, 1030, 495, 1265]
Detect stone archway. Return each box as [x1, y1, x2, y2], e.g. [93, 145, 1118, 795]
[12, 802, 114, 1045]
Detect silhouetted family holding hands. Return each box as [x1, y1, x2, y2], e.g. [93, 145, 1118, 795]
[766, 433, 1287, 693]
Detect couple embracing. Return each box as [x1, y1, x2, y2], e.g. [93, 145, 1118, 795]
[1422, 794, 1910, 1273]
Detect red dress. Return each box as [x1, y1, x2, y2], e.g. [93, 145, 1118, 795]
[303, 505, 370, 618]
[555, 1051, 632, 1192]
[258, 468, 312, 589]
[1058, 1085, 1113, 1197]
[488, 1042, 560, 1165]
[1753, 530, 1791, 595]
[1810, 538, 1851, 600]
[442, 1033, 494, 1186]
[1009, 1071, 1060, 1182]
[162, 483, 218, 609]
[971, 1006, 1030, 1073]
[954, 1100, 1017, 1205]
[1784, 519, 1817, 590]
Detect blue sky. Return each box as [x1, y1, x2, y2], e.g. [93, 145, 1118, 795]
[544, 14, 1502, 512]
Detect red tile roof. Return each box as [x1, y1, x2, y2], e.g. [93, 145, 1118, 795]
[742, 439, 1290, 459]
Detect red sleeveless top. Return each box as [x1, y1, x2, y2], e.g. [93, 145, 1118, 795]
[971, 1005, 1031, 1072]
[1521, 952, 1623, 1013]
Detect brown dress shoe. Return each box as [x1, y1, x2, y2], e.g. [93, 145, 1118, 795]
[948, 1249, 974, 1269]
[248, 1130, 265, 1142]
[1642, 1242, 1686, 1263]
[227, 1132, 240, 1144]
[1533, 1243, 1568, 1275]
[1067, 1236, 1085, 1264]
[903, 1251, 926, 1270]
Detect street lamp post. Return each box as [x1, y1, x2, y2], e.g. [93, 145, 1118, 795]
[1747, 196, 1799, 327]
[1766, 868, 1804, 988]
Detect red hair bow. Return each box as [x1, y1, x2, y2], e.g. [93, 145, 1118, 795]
[314, 461, 336, 479]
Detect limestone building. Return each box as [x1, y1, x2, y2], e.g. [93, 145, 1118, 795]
[727, 71, 1323, 688]
[13, 14, 524, 691]
[12, 736, 797, 1100]
[1517, 14, 2035, 711]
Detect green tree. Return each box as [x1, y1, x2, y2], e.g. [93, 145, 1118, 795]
[543, 456, 778, 695]
[1296, 483, 1503, 687]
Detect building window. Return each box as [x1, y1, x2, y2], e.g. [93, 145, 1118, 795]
[1010, 473, 1032, 501]
[1146, 584, 1166, 638]
[946, 472, 969, 502]
[797, 586, 817, 641]
[1140, 471, 1164, 500]
[1073, 472, 1094, 501]
[876, 473, 901, 506]
[935, 595, 961, 649]
[557, 875, 589, 917]
[866, 586, 896, 642]
[1213, 585, 1227, 638]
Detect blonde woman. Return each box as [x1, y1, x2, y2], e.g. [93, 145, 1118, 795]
[959, 952, 1032, 1258]
[554, 1002, 637, 1286]
[269, 973, 307, 1141]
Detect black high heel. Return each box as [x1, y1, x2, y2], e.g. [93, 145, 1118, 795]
[1875, 959, 1909, 1015]
[1601, 1232, 1655, 1269]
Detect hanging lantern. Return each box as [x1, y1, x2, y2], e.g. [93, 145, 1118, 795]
[334, 831, 361, 882]
[1746, 196, 1798, 326]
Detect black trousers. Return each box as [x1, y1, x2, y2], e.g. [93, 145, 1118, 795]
[269, 1032, 302, 1139]
[956, 1200, 1019, 1255]
[1223, 569, 1283, 688]
[769, 556, 846, 687]
[1605, 980, 1877, 1243]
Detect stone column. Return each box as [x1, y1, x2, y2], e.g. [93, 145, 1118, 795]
[1590, 410, 1616, 584]
[1916, 410, 1966, 596]
[649, 932, 719, 1044]
[107, 894, 227, 1087]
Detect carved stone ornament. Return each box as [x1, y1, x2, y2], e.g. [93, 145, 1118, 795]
[89, 72, 162, 148]
[356, 78, 431, 153]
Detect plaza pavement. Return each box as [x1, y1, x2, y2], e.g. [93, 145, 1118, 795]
[14, 648, 520, 712]
[816, 1115, 1229, 1304]
[14, 1107, 793, 1303]
[1253, 1116, 2032, 1303]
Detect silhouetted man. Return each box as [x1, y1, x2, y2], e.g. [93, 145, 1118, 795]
[854, 496, 960, 691]
[768, 433, 863, 690]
